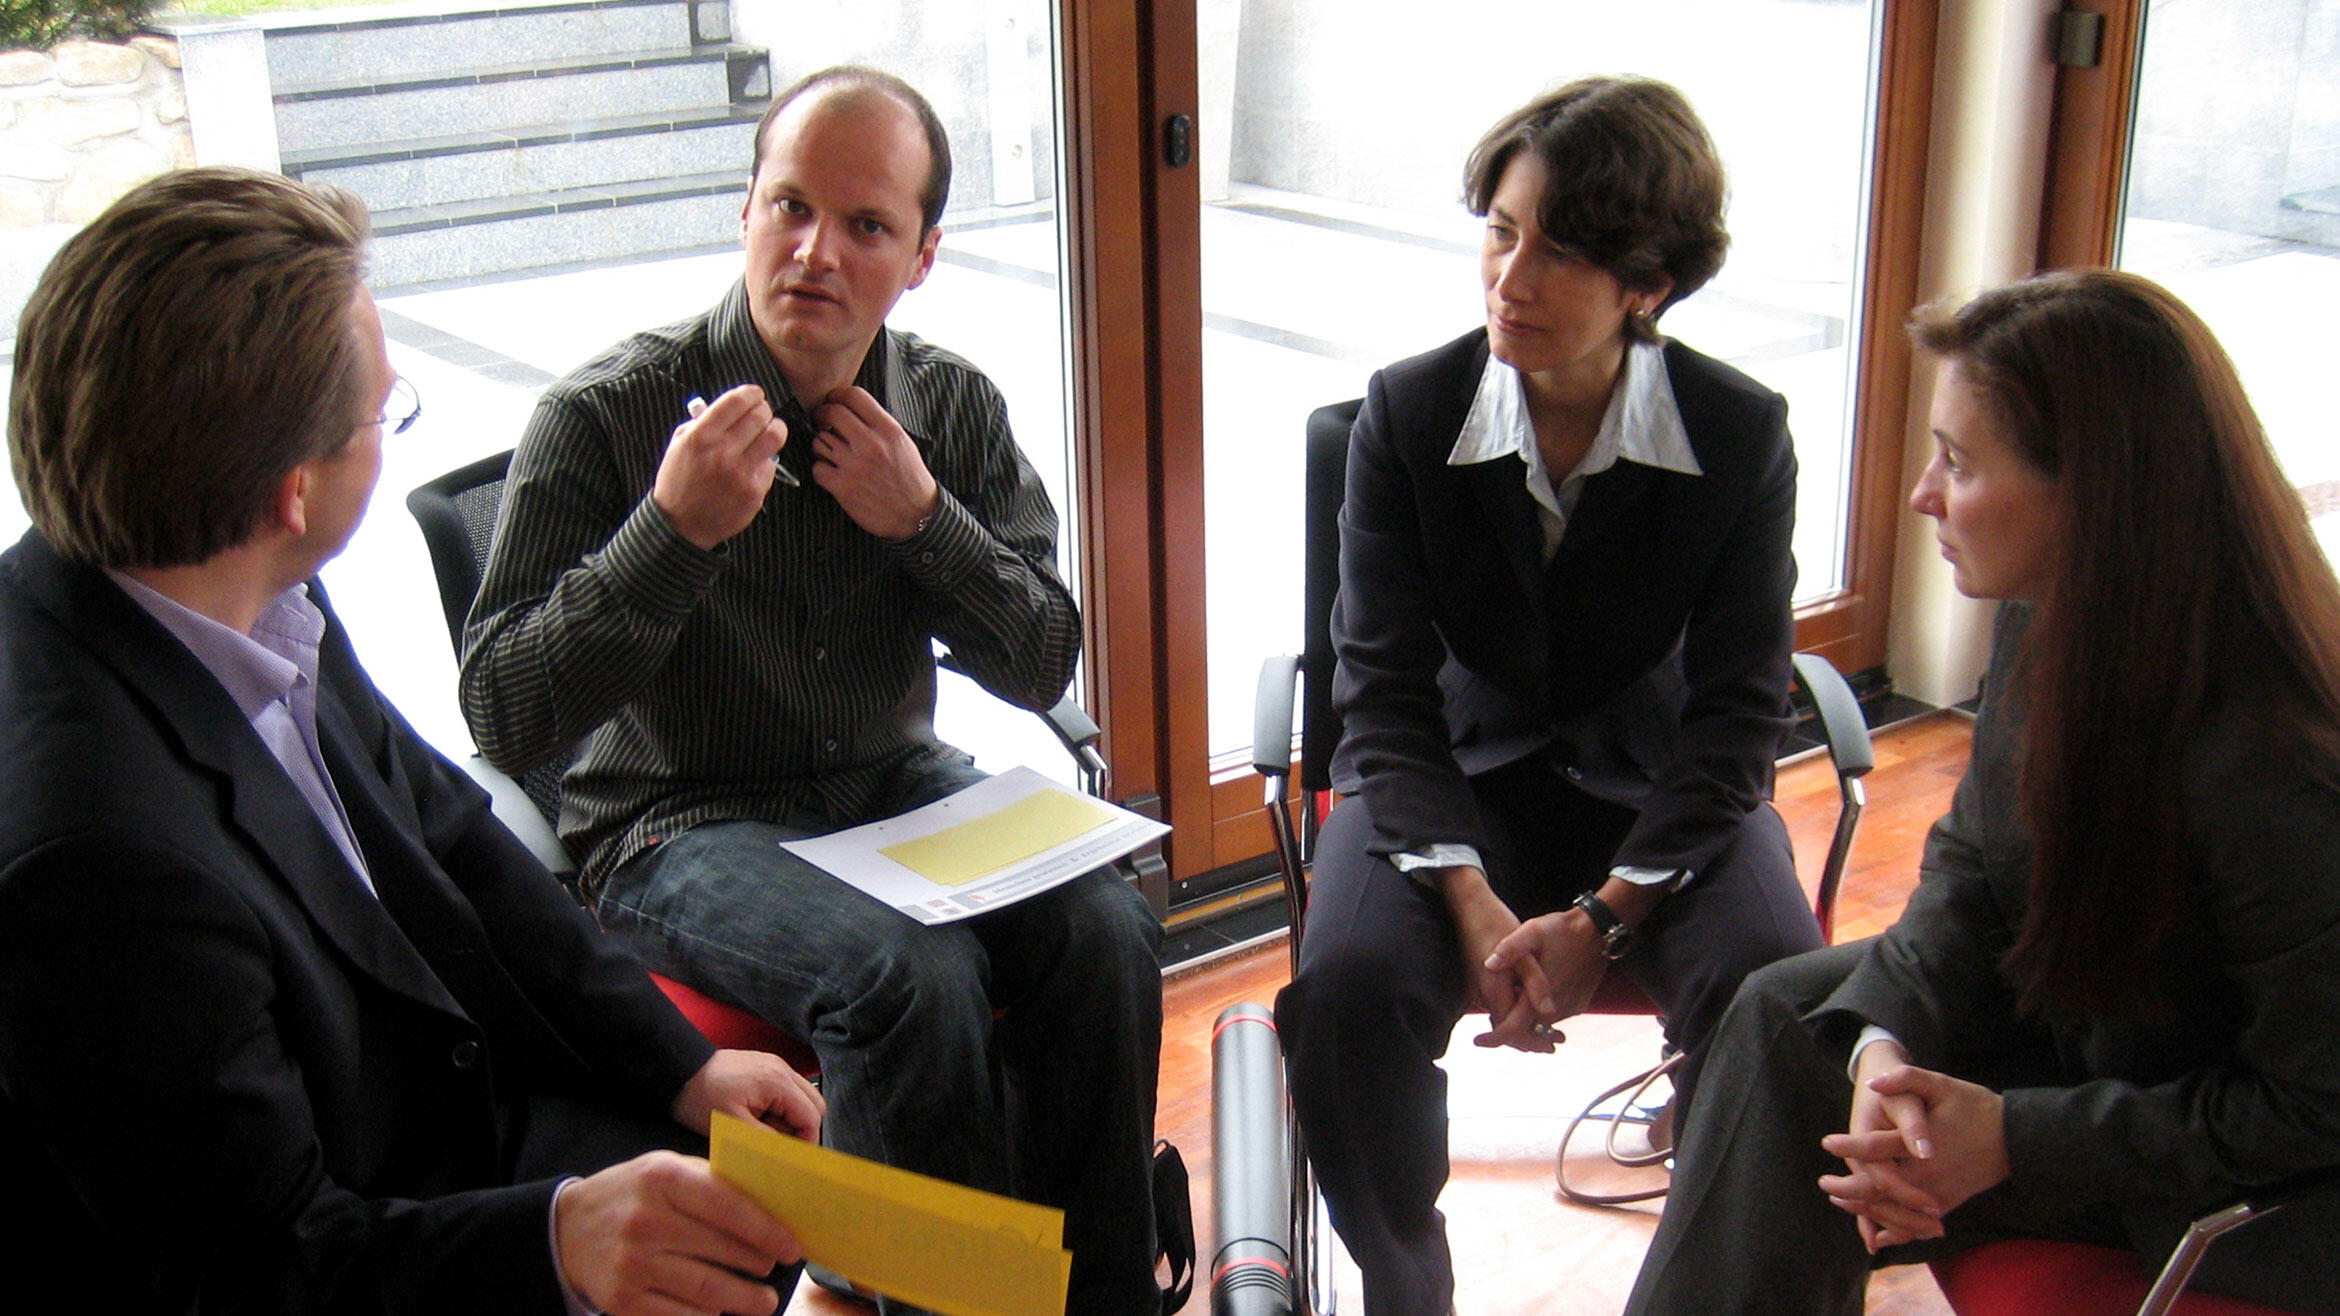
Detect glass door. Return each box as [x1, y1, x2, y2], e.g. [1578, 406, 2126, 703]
[2111, 0, 2340, 559]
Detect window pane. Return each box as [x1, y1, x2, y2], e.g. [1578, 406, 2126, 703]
[2117, 0, 2340, 562]
[1197, 0, 1884, 756]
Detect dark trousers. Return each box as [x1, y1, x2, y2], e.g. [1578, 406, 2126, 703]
[1626, 943, 2340, 1316]
[598, 755, 1166, 1316]
[1275, 759, 1819, 1316]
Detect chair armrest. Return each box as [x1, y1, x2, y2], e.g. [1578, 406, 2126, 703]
[457, 753, 575, 877]
[1041, 695, 1109, 782]
[2137, 1164, 2340, 1316]
[1791, 653, 1874, 778]
[1254, 655, 1299, 781]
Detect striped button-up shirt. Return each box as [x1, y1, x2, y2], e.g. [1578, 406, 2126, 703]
[460, 281, 1080, 884]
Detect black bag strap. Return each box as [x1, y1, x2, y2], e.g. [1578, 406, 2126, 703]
[1153, 1140, 1196, 1313]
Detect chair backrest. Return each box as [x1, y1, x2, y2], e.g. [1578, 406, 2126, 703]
[405, 449, 513, 654]
[1299, 399, 1362, 794]
[403, 450, 569, 825]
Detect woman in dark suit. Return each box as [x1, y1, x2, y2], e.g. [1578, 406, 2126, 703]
[1627, 271, 2340, 1314]
[1273, 76, 1824, 1316]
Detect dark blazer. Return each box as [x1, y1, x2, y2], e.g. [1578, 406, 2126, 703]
[1330, 329, 1798, 874]
[1826, 604, 2340, 1261]
[0, 530, 714, 1314]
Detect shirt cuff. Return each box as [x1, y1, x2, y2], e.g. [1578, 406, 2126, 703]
[887, 487, 992, 592]
[1392, 844, 1484, 888]
[1609, 864, 1693, 892]
[598, 496, 729, 618]
[1847, 1023, 1903, 1080]
[550, 1177, 600, 1316]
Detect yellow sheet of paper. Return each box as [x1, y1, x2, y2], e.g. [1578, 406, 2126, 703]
[878, 787, 1115, 886]
[710, 1112, 1071, 1316]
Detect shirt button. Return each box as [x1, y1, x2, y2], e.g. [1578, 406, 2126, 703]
[1564, 765, 1583, 781]
[814, 645, 827, 662]
[450, 1040, 481, 1070]
[918, 551, 936, 565]
[823, 737, 839, 753]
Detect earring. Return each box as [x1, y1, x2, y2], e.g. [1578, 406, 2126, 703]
[1630, 306, 1657, 337]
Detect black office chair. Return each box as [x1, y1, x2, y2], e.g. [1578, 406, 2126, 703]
[1249, 396, 1877, 1223]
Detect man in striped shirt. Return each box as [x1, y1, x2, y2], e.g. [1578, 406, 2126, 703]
[461, 67, 1165, 1315]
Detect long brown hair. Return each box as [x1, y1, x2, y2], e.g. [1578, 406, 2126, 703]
[1915, 269, 2340, 1018]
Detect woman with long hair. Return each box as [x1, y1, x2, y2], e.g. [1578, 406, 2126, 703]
[1627, 268, 2340, 1314]
[1273, 76, 1824, 1316]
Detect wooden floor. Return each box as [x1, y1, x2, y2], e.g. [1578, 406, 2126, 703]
[791, 710, 1977, 1316]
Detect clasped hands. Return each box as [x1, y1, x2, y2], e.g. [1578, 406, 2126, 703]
[1822, 1037, 2012, 1253]
[1441, 867, 1610, 1054]
[554, 1048, 825, 1316]
[653, 382, 940, 550]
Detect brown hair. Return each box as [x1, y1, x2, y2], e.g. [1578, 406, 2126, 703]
[751, 65, 953, 233]
[10, 167, 372, 569]
[1914, 269, 2340, 1018]
[1463, 76, 1729, 339]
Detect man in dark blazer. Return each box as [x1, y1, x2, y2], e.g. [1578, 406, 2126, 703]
[0, 168, 821, 1314]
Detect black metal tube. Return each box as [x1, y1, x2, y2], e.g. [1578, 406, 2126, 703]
[1211, 1002, 1295, 1316]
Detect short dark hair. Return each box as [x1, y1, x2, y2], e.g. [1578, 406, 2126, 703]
[752, 65, 953, 233]
[1463, 76, 1729, 339]
[10, 167, 372, 569]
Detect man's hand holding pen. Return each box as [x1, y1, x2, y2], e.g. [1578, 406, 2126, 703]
[654, 384, 789, 550]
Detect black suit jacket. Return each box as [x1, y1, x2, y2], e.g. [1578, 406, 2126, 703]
[0, 531, 714, 1313]
[1826, 605, 2340, 1259]
[1330, 330, 1798, 873]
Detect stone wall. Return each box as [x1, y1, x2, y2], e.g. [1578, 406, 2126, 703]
[0, 36, 191, 339]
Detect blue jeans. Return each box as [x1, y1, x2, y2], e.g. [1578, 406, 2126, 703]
[595, 755, 1165, 1316]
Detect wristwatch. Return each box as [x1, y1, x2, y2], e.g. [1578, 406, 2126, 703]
[1572, 890, 1633, 960]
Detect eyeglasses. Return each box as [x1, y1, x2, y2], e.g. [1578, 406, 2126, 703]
[379, 376, 422, 436]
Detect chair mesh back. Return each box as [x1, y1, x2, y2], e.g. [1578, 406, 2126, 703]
[404, 450, 575, 828]
[452, 482, 503, 591]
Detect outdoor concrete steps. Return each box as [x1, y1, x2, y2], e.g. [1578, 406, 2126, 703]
[254, 0, 766, 287]
[273, 42, 763, 154]
[281, 103, 759, 211]
[262, 0, 696, 89]
[366, 169, 740, 285]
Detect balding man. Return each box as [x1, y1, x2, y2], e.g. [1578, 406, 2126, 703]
[461, 67, 1164, 1315]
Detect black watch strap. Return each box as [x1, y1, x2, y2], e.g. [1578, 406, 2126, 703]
[1573, 890, 1632, 960]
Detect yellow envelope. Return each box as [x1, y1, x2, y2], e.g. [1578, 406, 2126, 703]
[709, 1112, 1071, 1316]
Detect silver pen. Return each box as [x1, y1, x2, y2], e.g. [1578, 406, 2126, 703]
[687, 394, 799, 487]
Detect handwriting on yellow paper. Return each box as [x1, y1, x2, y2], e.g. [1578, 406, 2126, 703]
[709, 1112, 1070, 1316]
[878, 787, 1114, 886]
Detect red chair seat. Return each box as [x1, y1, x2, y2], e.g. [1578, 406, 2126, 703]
[649, 973, 819, 1076]
[1586, 974, 1661, 1015]
[1932, 1238, 2299, 1316]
